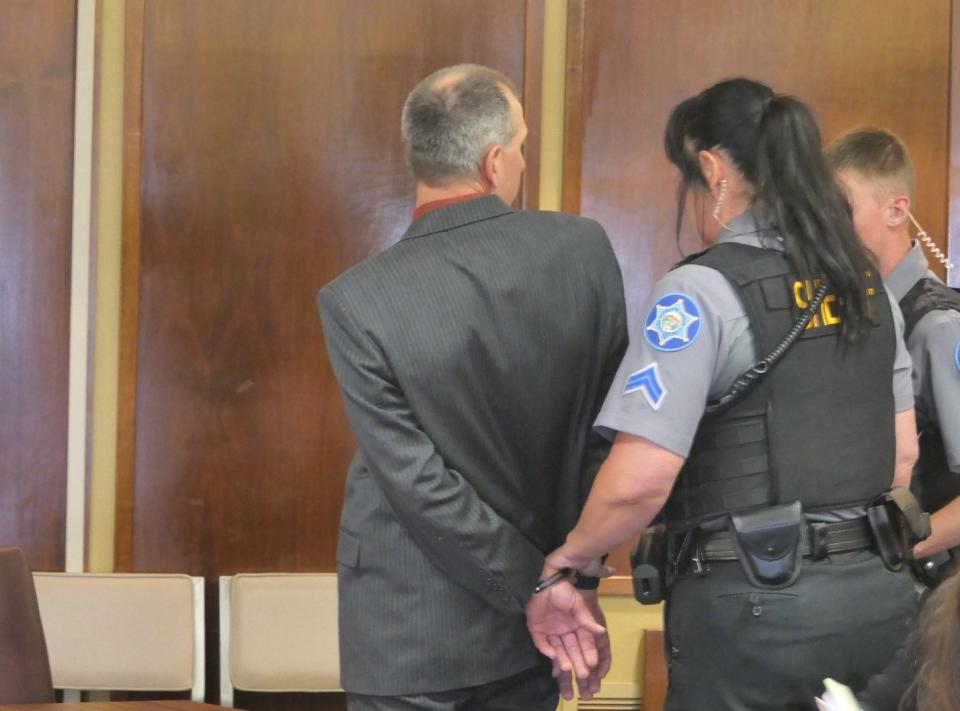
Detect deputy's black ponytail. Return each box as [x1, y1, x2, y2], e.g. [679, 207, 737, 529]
[665, 79, 874, 341]
[756, 96, 872, 340]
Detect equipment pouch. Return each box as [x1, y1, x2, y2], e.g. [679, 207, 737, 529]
[882, 487, 931, 543]
[867, 503, 904, 571]
[868, 487, 931, 572]
[730, 501, 803, 589]
[630, 524, 667, 605]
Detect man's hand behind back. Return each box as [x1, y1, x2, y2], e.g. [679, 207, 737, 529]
[524, 580, 611, 700]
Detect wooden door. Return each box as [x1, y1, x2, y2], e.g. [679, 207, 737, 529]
[117, 1, 543, 705]
[0, 0, 77, 572]
[566, 0, 952, 316]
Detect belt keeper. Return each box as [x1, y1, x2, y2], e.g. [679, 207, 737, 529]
[810, 522, 829, 559]
[690, 555, 706, 576]
[692, 543, 709, 575]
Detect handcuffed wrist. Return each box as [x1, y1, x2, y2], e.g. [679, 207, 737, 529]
[533, 567, 576, 593]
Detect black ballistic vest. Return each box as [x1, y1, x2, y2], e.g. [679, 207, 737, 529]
[899, 278, 960, 513]
[663, 243, 896, 530]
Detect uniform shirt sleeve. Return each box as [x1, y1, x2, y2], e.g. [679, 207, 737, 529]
[910, 309, 960, 471]
[595, 264, 748, 457]
[887, 291, 915, 413]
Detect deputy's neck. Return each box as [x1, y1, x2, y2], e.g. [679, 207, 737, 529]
[876, 230, 913, 279]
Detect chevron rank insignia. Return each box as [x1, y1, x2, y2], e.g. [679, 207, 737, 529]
[624, 363, 666, 410]
[644, 293, 701, 352]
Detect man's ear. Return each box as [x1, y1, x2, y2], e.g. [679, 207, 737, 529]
[886, 194, 911, 229]
[697, 149, 723, 196]
[480, 144, 502, 191]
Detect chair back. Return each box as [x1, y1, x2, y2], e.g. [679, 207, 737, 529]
[33, 573, 204, 701]
[0, 548, 54, 703]
[219, 573, 339, 707]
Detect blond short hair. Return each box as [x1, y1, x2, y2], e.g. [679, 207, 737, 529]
[825, 128, 916, 202]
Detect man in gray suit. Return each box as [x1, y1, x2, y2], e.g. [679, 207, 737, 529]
[317, 64, 627, 710]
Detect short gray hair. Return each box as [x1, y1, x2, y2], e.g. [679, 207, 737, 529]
[401, 64, 519, 185]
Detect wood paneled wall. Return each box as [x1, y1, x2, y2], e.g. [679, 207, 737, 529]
[118, 0, 543, 576]
[116, 1, 543, 704]
[566, 0, 952, 318]
[0, 0, 77, 572]
[113, 0, 958, 699]
[564, 0, 955, 587]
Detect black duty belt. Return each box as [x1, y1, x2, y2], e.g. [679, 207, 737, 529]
[697, 517, 873, 562]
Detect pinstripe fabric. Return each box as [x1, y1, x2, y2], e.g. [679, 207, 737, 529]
[346, 661, 556, 710]
[317, 196, 627, 695]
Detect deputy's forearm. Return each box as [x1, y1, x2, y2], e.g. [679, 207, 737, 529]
[552, 433, 683, 570]
[563, 490, 667, 569]
[892, 408, 918, 489]
[914, 495, 960, 558]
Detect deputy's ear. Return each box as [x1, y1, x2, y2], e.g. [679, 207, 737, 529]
[697, 150, 723, 196]
[887, 194, 910, 229]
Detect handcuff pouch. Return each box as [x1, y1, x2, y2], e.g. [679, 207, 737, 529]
[730, 501, 803, 589]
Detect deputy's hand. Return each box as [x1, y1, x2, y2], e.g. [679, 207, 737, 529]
[525, 575, 606, 700]
[546, 549, 614, 579]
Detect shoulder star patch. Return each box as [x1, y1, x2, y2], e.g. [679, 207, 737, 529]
[644, 292, 702, 352]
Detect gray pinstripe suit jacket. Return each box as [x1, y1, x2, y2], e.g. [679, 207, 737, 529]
[317, 196, 627, 695]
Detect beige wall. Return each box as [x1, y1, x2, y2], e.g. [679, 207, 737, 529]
[88, 0, 124, 573]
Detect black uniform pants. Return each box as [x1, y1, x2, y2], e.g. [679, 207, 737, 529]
[663, 550, 920, 711]
[346, 663, 557, 711]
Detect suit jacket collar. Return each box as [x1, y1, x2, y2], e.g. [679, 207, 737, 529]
[402, 195, 513, 241]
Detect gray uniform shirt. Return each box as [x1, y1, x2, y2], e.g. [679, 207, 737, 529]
[884, 242, 960, 472]
[596, 206, 914, 459]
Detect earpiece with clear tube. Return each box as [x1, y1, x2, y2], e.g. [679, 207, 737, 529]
[908, 211, 954, 272]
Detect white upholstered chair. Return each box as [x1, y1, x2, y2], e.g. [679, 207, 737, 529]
[32, 573, 204, 702]
[218, 573, 340, 707]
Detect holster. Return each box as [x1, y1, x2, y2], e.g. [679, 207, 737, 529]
[729, 501, 803, 589]
[867, 487, 931, 572]
[630, 524, 667, 605]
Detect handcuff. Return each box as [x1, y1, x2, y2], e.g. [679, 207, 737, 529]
[533, 566, 602, 592]
[533, 567, 577, 593]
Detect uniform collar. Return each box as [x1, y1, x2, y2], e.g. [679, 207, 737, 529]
[714, 203, 785, 252]
[884, 241, 936, 301]
[402, 195, 513, 241]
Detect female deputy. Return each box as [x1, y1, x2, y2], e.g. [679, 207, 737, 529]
[536, 79, 921, 709]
